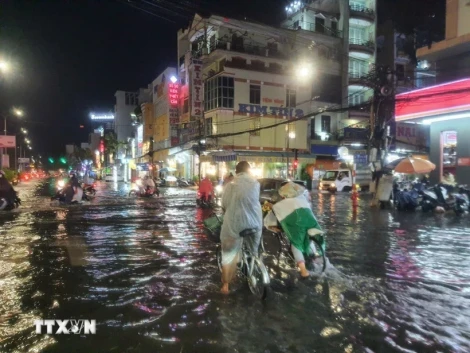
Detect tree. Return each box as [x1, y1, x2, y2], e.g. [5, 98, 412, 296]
[104, 132, 126, 164]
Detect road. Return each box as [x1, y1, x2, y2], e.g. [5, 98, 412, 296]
[1, 178, 469, 353]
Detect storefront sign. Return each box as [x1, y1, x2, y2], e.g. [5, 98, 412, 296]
[0, 135, 16, 148]
[443, 131, 457, 145]
[190, 59, 203, 118]
[343, 128, 368, 141]
[458, 158, 470, 166]
[169, 107, 179, 125]
[168, 82, 179, 106]
[238, 104, 304, 118]
[395, 122, 429, 149]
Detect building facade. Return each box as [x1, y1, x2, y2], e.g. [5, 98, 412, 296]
[416, 0, 470, 87]
[175, 0, 377, 179]
[394, 0, 470, 184]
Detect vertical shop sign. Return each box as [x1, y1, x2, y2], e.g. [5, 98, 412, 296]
[168, 82, 179, 107]
[190, 59, 203, 119]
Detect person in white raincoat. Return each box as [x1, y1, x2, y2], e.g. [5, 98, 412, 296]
[220, 161, 262, 294]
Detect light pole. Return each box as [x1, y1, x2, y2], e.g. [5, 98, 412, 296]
[1, 108, 24, 170]
[286, 127, 296, 178]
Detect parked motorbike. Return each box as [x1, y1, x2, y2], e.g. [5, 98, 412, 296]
[177, 178, 190, 187]
[458, 185, 470, 211]
[420, 184, 468, 215]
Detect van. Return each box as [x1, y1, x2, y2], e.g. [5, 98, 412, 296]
[319, 168, 371, 192]
[319, 169, 353, 192]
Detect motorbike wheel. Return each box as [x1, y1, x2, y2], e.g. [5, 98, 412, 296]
[129, 190, 137, 197]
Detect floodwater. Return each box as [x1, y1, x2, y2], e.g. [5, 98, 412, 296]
[1, 179, 469, 353]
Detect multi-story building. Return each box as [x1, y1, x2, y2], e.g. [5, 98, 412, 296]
[176, 0, 377, 179]
[396, 0, 470, 184]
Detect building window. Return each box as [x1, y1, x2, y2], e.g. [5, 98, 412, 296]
[349, 26, 366, 44]
[321, 115, 331, 133]
[250, 118, 261, 136]
[331, 21, 338, 32]
[286, 88, 296, 108]
[204, 76, 234, 111]
[293, 20, 299, 29]
[348, 89, 367, 106]
[205, 117, 213, 136]
[250, 85, 261, 105]
[349, 58, 368, 78]
[183, 97, 189, 113]
[310, 118, 316, 139]
[315, 17, 325, 33]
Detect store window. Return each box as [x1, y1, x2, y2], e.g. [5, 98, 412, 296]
[204, 76, 234, 111]
[205, 117, 213, 136]
[441, 130, 457, 177]
[250, 84, 261, 105]
[286, 88, 296, 108]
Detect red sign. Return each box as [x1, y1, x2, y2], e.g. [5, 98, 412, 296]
[458, 158, 470, 166]
[0, 135, 16, 148]
[99, 140, 104, 153]
[395, 78, 470, 121]
[168, 82, 179, 106]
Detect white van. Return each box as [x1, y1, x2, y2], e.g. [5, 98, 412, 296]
[319, 169, 353, 192]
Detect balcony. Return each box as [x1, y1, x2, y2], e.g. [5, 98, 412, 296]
[192, 40, 289, 61]
[349, 4, 375, 22]
[349, 38, 375, 55]
[284, 21, 342, 39]
[348, 71, 373, 86]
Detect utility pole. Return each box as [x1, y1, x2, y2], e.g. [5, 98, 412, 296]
[370, 65, 395, 206]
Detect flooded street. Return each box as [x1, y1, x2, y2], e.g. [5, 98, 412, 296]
[1, 179, 469, 353]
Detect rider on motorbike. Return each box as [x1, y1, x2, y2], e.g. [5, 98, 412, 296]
[143, 175, 156, 195]
[199, 176, 214, 203]
[0, 170, 18, 210]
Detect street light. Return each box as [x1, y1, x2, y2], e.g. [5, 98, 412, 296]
[0, 61, 9, 73]
[295, 62, 313, 80]
[13, 108, 24, 117]
[288, 131, 296, 139]
[21, 128, 27, 134]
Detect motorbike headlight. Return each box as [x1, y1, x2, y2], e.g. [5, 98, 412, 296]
[330, 183, 335, 187]
[136, 180, 142, 186]
[58, 180, 65, 188]
[215, 185, 223, 193]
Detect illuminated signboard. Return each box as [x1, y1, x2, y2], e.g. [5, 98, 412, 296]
[168, 83, 179, 106]
[90, 113, 114, 120]
[395, 78, 470, 121]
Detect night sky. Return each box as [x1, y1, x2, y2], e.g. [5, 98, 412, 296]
[0, 0, 444, 157]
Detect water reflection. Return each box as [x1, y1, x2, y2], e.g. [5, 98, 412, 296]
[0, 181, 469, 352]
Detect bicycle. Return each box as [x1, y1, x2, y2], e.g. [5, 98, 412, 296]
[266, 227, 327, 274]
[203, 213, 270, 299]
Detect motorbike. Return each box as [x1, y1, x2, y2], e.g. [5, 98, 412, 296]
[458, 185, 470, 211]
[196, 191, 214, 208]
[0, 193, 21, 211]
[12, 176, 19, 186]
[129, 180, 159, 197]
[82, 182, 97, 197]
[420, 184, 468, 215]
[177, 178, 190, 187]
[51, 180, 87, 204]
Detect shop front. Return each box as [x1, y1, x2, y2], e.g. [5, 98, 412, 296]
[395, 78, 470, 184]
[200, 151, 315, 180]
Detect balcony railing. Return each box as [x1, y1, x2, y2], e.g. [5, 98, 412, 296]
[192, 40, 289, 60]
[349, 4, 375, 17]
[349, 38, 375, 49]
[284, 21, 342, 38]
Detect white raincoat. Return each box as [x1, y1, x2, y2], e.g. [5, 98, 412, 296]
[220, 172, 262, 265]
